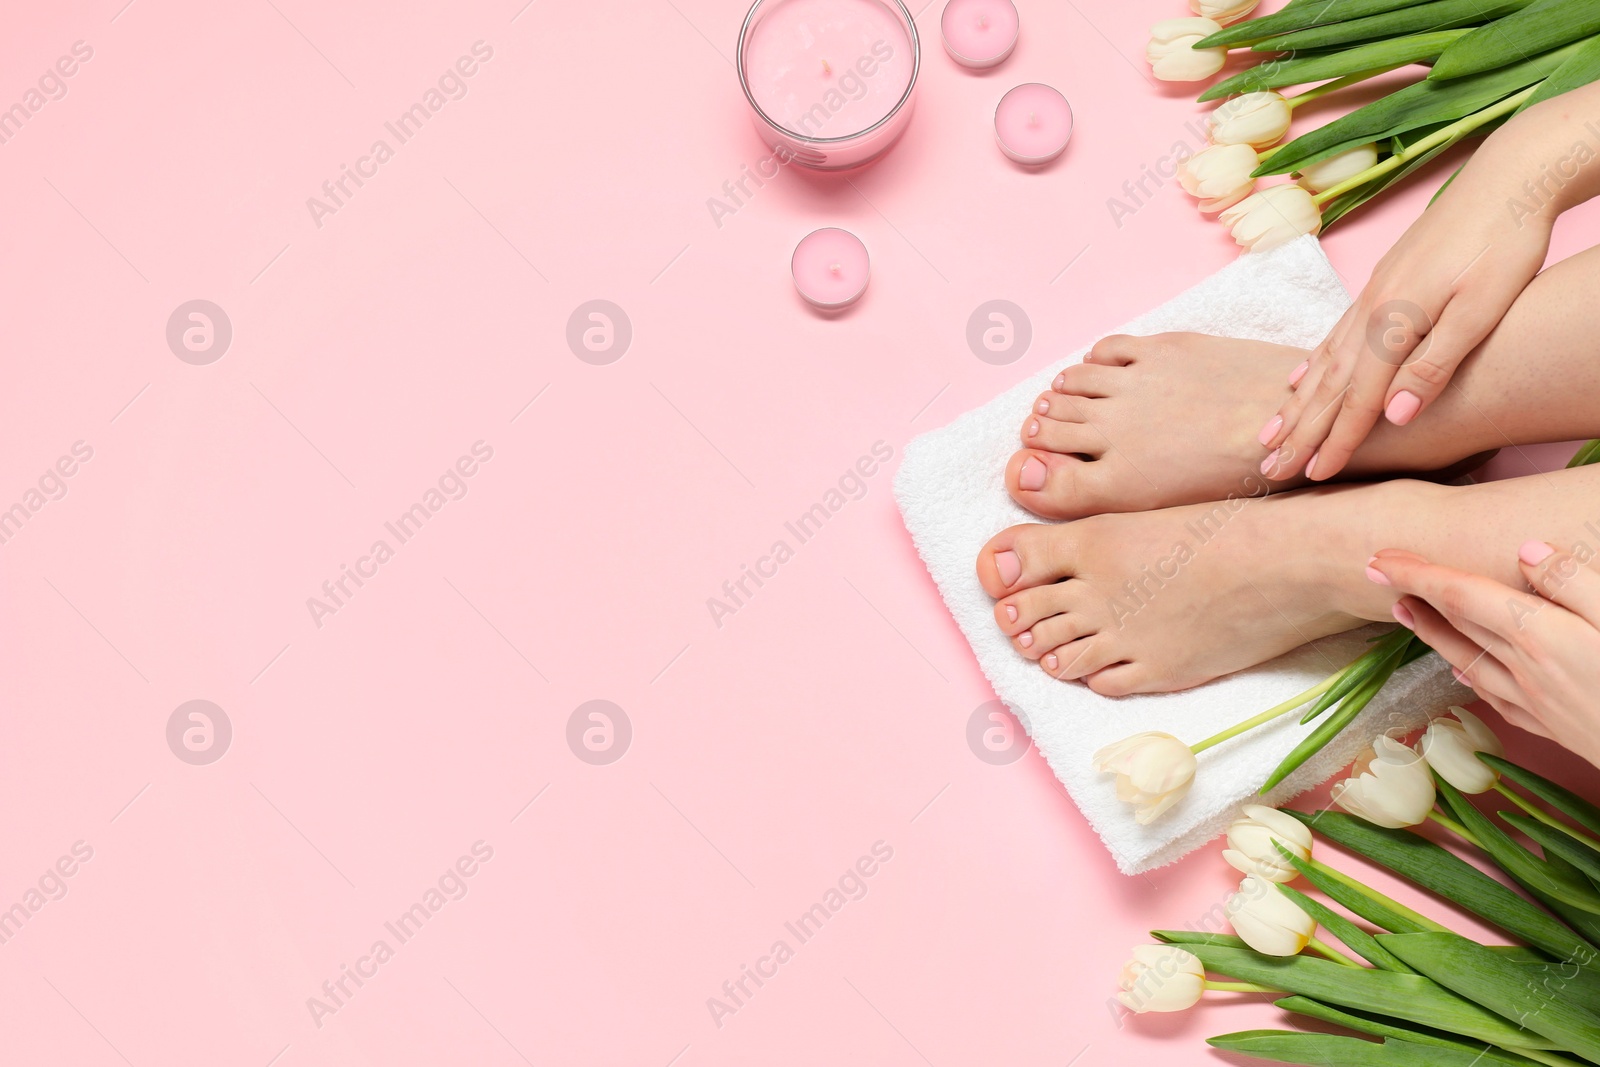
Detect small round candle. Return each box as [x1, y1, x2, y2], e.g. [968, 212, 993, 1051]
[792, 228, 870, 309]
[941, 0, 1018, 69]
[994, 83, 1072, 165]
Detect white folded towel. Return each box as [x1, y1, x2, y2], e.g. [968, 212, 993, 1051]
[894, 236, 1469, 875]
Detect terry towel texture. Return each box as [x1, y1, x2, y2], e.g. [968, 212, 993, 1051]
[894, 236, 1469, 875]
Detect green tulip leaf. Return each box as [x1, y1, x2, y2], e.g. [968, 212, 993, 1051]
[1379, 931, 1600, 1062]
[1198, 0, 1472, 49]
[1276, 880, 1415, 971]
[1501, 812, 1600, 885]
[1151, 929, 1250, 951]
[1281, 811, 1597, 960]
[1436, 776, 1600, 914]
[1433, 0, 1600, 79]
[1481, 755, 1600, 835]
[1281, 849, 1439, 935]
[1568, 438, 1600, 469]
[1198, 31, 1470, 102]
[1516, 33, 1600, 112]
[1254, 0, 1536, 53]
[1275, 996, 1529, 1057]
[1210, 1028, 1555, 1066]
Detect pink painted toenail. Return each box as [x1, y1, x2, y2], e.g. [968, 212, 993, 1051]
[1260, 449, 1280, 475]
[1519, 539, 1555, 565]
[1257, 415, 1282, 446]
[1392, 602, 1415, 629]
[1028, 420, 1040, 437]
[1036, 399, 1051, 415]
[1385, 390, 1422, 426]
[1044, 653, 1059, 672]
[1288, 360, 1310, 387]
[1053, 373, 1065, 391]
[1019, 457, 1047, 491]
[995, 550, 1021, 586]
[1018, 631, 1033, 648]
[1005, 604, 1018, 622]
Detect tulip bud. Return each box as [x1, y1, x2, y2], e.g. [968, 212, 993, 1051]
[1421, 706, 1505, 794]
[1190, 0, 1261, 24]
[1225, 874, 1317, 956]
[1093, 732, 1197, 825]
[1147, 18, 1227, 82]
[1208, 91, 1292, 149]
[1223, 805, 1314, 883]
[1219, 184, 1322, 253]
[1296, 143, 1379, 194]
[1179, 143, 1259, 213]
[1332, 735, 1437, 828]
[1117, 944, 1205, 1013]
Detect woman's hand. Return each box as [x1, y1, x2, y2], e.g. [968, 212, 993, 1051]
[1366, 542, 1600, 771]
[1260, 176, 1553, 483]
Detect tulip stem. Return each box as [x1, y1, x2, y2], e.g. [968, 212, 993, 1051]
[1311, 84, 1539, 205]
[1305, 857, 1451, 933]
[1493, 781, 1600, 852]
[1204, 980, 1281, 994]
[1190, 675, 1340, 755]
[1286, 67, 1397, 110]
[1426, 810, 1484, 849]
[1505, 1046, 1590, 1067]
[1306, 936, 1364, 968]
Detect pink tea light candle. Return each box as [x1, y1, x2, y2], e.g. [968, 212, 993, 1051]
[941, 0, 1019, 69]
[738, 0, 920, 170]
[994, 83, 1072, 165]
[792, 228, 870, 309]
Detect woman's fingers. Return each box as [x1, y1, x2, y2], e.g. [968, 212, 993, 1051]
[1369, 550, 1544, 647]
[1395, 594, 1522, 703]
[1519, 540, 1600, 629]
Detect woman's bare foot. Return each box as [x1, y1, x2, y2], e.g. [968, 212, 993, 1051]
[1007, 333, 1494, 520]
[976, 465, 1600, 696]
[1008, 243, 1600, 520]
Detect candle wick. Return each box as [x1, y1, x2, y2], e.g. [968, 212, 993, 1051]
[1029, 110, 1038, 126]
[829, 262, 841, 274]
[821, 59, 832, 76]
[979, 13, 989, 28]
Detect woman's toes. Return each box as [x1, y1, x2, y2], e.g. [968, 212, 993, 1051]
[977, 523, 1079, 597]
[1023, 418, 1107, 457]
[1084, 663, 1151, 697]
[1052, 363, 1118, 398]
[1039, 635, 1118, 681]
[1031, 391, 1090, 423]
[1005, 450, 1112, 520]
[1084, 334, 1141, 367]
[1012, 607, 1096, 661]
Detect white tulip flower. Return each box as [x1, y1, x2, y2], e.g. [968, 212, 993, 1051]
[1117, 944, 1205, 1013]
[1179, 143, 1260, 212]
[1297, 143, 1380, 194]
[1224, 805, 1314, 883]
[1219, 184, 1322, 252]
[1208, 91, 1293, 149]
[1093, 732, 1197, 825]
[1147, 18, 1227, 82]
[1332, 735, 1437, 828]
[1191, 0, 1261, 24]
[1421, 706, 1505, 794]
[1225, 874, 1317, 956]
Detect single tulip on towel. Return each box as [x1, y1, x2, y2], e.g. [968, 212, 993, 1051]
[1220, 185, 1322, 253]
[1420, 706, 1505, 794]
[1117, 945, 1205, 1013]
[1092, 732, 1197, 825]
[1146, 19, 1227, 82]
[1331, 735, 1437, 827]
[1223, 805, 1314, 883]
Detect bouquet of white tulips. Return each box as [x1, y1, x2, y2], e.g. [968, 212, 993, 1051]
[1146, 0, 1600, 251]
[1118, 710, 1600, 1067]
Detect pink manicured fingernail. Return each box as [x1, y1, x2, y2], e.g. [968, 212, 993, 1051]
[1053, 373, 1065, 391]
[1288, 360, 1310, 387]
[1044, 653, 1059, 672]
[1005, 604, 1018, 622]
[1392, 602, 1415, 629]
[1386, 390, 1422, 426]
[1036, 399, 1051, 415]
[1027, 420, 1040, 438]
[995, 550, 1021, 586]
[1519, 539, 1555, 565]
[1366, 558, 1390, 586]
[1019, 457, 1047, 491]
[1018, 630, 1034, 649]
[1260, 449, 1280, 475]
[1452, 667, 1469, 686]
[1257, 415, 1282, 446]
[1305, 452, 1321, 480]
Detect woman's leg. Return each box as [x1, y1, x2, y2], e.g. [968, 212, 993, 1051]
[1007, 242, 1600, 519]
[976, 464, 1600, 696]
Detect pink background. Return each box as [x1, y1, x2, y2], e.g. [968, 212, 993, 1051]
[3, 1, 1597, 1064]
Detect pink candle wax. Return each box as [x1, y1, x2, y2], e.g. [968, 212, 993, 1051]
[791, 228, 870, 309]
[994, 83, 1072, 165]
[940, 0, 1018, 69]
[742, 0, 915, 141]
